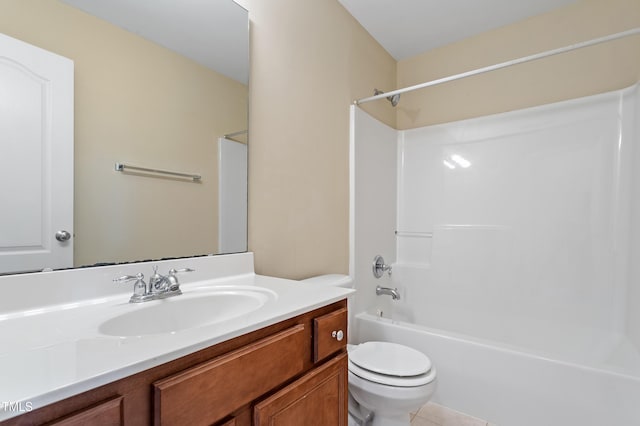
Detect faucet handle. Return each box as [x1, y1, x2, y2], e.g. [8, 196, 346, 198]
[113, 273, 144, 283]
[167, 268, 194, 291]
[168, 268, 195, 275]
[113, 273, 146, 296]
[372, 255, 392, 278]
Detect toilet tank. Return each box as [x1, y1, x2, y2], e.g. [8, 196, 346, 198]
[301, 274, 354, 288]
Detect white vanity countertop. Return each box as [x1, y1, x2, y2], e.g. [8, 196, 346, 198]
[0, 253, 353, 421]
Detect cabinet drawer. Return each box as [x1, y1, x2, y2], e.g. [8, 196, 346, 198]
[46, 396, 122, 426]
[153, 324, 306, 426]
[313, 308, 347, 363]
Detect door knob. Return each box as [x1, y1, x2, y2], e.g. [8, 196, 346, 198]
[55, 230, 71, 242]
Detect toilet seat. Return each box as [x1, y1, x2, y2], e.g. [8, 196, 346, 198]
[348, 342, 434, 387]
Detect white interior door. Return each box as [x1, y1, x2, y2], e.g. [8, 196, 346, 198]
[218, 137, 247, 253]
[0, 33, 74, 274]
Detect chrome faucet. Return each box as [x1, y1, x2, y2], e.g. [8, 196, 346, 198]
[376, 285, 401, 300]
[114, 267, 194, 303]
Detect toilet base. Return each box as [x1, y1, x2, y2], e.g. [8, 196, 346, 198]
[349, 392, 413, 426]
[347, 413, 360, 426]
[371, 413, 411, 426]
[348, 370, 436, 426]
[348, 393, 374, 425]
[348, 407, 410, 426]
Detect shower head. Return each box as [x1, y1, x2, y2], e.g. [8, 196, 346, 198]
[388, 93, 400, 107]
[374, 88, 400, 107]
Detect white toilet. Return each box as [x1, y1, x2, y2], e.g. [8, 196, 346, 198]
[302, 275, 437, 426]
[348, 341, 436, 425]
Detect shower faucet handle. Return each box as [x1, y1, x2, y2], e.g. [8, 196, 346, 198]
[372, 255, 392, 278]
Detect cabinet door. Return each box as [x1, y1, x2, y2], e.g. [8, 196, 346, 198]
[46, 396, 122, 426]
[254, 353, 348, 426]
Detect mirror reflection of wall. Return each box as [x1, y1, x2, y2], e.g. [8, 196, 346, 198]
[0, 0, 248, 273]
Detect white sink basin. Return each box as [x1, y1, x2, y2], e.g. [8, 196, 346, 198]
[99, 287, 275, 337]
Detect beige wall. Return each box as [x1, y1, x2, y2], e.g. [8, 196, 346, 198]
[397, 0, 640, 128]
[0, 0, 248, 267]
[247, 0, 396, 278]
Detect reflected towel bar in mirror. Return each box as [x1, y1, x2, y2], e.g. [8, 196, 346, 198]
[115, 162, 202, 182]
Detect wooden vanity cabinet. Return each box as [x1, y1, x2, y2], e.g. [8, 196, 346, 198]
[1, 300, 347, 426]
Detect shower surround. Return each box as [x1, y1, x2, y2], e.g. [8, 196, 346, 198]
[349, 84, 640, 425]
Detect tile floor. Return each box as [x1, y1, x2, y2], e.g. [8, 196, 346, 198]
[410, 402, 495, 426]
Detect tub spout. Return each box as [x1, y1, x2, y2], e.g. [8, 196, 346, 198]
[376, 285, 400, 300]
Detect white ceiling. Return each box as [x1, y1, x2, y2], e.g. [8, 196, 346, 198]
[338, 0, 577, 60]
[61, 0, 249, 84]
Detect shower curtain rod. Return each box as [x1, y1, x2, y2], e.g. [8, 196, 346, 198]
[354, 27, 640, 105]
[224, 129, 248, 139]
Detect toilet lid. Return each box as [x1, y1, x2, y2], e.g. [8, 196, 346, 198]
[348, 360, 435, 387]
[349, 341, 432, 377]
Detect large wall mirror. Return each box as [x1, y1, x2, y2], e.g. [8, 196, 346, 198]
[0, 0, 248, 274]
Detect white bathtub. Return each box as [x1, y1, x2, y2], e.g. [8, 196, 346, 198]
[353, 312, 640, 426]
